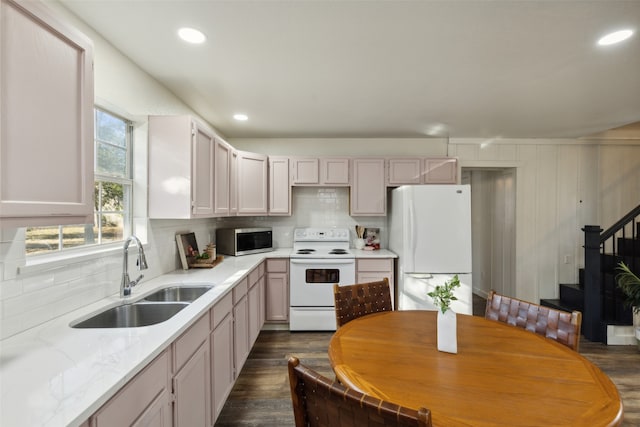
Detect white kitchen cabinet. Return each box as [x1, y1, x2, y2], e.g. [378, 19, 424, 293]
[237, 151, 268, 215]
[423, 157, 458, 184]
[230, 149, 238, 215]
[321, 158, 350, 185]
[266, 259, 289, 322]
[350, 158, 386, 216]
[0, 0, 94, 227]
[233, 277, 250, 374]
[290, 158, 319, 184]
[269, 156, 291, 215]
[148, 116, 215, 218]
[387, 158, 422, 185]
[290, 157, 350, 186]
[248, 262, 265, 346]
[210, 292, 234, 423]
[90, 350, 171, 426]
[172, 314, 210, 427]
[214, 138, 233, 216]
[356, 258, 395, 308]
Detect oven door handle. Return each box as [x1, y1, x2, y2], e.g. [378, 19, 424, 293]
[290, 258, 355, 265]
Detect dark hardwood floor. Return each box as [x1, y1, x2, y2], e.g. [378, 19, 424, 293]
[216, 299, 640, 426]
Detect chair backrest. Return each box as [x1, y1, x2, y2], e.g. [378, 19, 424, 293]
[333, 278, 393, 328]
[484, 290, 582, 351]
[288, 357, 431, 427]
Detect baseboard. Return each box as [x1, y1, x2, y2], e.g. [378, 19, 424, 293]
[606, 325, 638, 345]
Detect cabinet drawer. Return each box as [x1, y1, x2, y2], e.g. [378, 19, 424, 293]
[357, 258, 393, 272]
[233, 277, 249, 304]
[248, 266, 261, 287]
[211, 292, 233, 328]
[173, 313, 209, 373]
[267, 258, 288, 273]
[91, 350, 169, 426]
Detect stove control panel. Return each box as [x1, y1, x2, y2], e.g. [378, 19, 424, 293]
[294, 227, 349, 241]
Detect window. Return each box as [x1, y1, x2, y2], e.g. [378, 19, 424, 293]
[26, 108, 133, 255]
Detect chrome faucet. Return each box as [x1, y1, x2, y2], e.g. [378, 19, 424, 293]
[121, 235, 149, 297]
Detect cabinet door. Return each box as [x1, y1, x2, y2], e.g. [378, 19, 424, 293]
[388, 158, 422, 185]
[211, 311, 234, 422]
[91, 351, 170, 426]
[423, 158, 458, 184]
[350, 158, 386, 216]
[233, 295, 250, 374]
[173, 343, 210, 427]
[321, 158, 350, 185]
[230, 149, 238, 215]
[191, 123, 215, 216]
[237, 151, 268, 215]
[269, 157, 291, 215]
[214, 138, 231, 215]
[291, 158, 319, 184]
[0, 0, 94, 226]
[266, 272, 289, 322]
[248, 280, 261, 346]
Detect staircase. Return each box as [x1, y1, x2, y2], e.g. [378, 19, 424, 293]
[541, 206, 640, 344]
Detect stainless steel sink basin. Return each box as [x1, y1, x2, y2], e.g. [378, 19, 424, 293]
[142, 285, 213, 303]
[71, 302, 189, 328]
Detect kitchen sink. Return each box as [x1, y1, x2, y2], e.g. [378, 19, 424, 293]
[71, 302, 189, 328]
[142, 285, 213, 303]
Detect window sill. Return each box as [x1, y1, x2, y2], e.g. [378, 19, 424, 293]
[19, 242, 142, 276]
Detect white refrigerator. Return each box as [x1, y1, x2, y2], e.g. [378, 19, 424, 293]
[389, 185, 473, 314]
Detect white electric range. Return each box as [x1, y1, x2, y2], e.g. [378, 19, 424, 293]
[289, 227, 356, 331]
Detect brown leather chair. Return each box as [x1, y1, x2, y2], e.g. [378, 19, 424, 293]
[288, 356, 431, 427]
[485, 290, 582, 351]
[333, 278, 393, 328]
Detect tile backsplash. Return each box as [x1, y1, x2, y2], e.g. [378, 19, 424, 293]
[0, 186, 386, 339]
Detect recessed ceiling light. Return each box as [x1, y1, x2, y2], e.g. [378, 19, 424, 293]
[233, 114, 248, 121]
[597, 29, 634, 46]
[178, 27, 206, 44]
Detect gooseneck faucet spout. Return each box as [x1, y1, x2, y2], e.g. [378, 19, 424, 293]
[121, 235, 149, 297]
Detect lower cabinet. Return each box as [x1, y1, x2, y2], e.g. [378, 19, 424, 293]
[211, 292, 234, 423]
[232, 277, 250, 377]
[90, 350, 171, 426]
[356, 258, 395, 308]
[88, 264, 272, 426]
[172, 314, 211, 427]
[266, 258, 289, 322]
[248, 262, 266, 346]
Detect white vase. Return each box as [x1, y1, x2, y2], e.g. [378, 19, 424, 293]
[437, 309, 458, 354]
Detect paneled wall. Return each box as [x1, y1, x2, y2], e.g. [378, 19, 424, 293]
[451, 138, 640, 303]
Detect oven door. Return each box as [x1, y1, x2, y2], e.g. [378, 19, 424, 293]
[289, 258, 356, 307]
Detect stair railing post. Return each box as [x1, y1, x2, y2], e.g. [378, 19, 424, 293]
[583, 225, 604, 342]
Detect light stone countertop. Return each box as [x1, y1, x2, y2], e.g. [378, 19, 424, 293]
[0, 248, 396, 427]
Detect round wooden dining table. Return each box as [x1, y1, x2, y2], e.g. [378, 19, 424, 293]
[328, 311, 623, 427]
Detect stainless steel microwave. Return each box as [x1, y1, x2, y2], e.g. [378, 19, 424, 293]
[215, 227, 274, 256]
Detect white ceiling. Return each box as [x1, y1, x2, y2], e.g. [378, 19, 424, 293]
[60, 0, 640, 140]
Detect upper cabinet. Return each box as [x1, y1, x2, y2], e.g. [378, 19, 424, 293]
[0, 0, 94, 227]
[350, 158, 386, 216]
[290, 157, 349, 186]
[387, 158, 422, 185]
[268, 157, 291, 216]
[388, 157, 458, 185]
[237, 151, 268, 216]
[423, 157, 458, 184]
[214, 138, 234, 216]
[148, 116, 215, 218]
